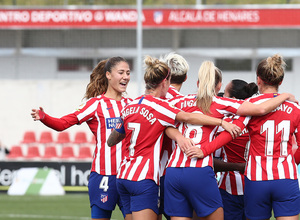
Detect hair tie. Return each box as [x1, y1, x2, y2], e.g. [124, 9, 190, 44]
[163, 68, 170, 81]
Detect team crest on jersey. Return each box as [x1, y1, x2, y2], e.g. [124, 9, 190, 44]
[100, 194, 108, 203]
[76, 102, 86, 111]
[106, 117, 122, 129]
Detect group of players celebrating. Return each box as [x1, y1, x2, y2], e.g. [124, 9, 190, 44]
[32, 52, 300, 220]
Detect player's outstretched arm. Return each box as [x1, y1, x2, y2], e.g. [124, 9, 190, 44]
[237, 93, 297, 116]
[31, 107, 78, 131]
[31, 107, 45, 121]
[175, 111, 241, 138]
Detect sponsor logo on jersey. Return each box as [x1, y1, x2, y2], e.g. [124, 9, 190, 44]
[106, 117, 122, 129]
[76, 102, 86, 111]
[100, 194, 108, 203]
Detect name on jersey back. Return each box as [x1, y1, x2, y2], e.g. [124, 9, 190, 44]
[122, 106, 157, 125]
[272, 103, 293, 114]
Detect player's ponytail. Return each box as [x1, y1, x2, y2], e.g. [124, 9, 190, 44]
[256, 54, 285, 89]
[84, 56, 128, 99]
[84, 59, 108, 99]
[144, 55, 170, 90]
[228, 79, 258, 100]
[196, 61, 222, 114]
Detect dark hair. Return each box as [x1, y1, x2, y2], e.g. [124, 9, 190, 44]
[228, 79, 258, 100]
[256, 54, 285, 89]
[84, 56, 128, 99]
[217, 92, 224, 97]
[171, 74, 187, 85]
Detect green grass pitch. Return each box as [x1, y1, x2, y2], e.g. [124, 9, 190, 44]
[0, 193, 123, 220]
[0, 193, 287, 220]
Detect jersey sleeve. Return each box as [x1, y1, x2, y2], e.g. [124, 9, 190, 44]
[156, 98, 181, 125]
[41, 112, 79, 131]
[201, 115, 248, 157]
[294, 147, 300, 165]
[73, 98, 99, 124]
[114, 119, 125, 134]
[215, 96, 244, 115]
[294, 120, 300, 164]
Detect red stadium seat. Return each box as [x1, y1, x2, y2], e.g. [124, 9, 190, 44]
[7, 145, 24, 159]
[21, 131, 37, 144]
[77, 146, 92, 159]
[60, 146, 75, 159]
[73, 131, 88, 144]
[56, 131, 71, 144]
[25, 146, 41, 159]
[42, 146, 58, 159]
[39, 131, 53, 144]
[90, 135, 96, 144]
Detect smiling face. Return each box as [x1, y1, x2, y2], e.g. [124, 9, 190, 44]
[106, 61, 131, 94]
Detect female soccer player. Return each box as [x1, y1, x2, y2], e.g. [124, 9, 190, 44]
[164, 60, 297, 220]
[31, 57, 132, 220]
[189, 54, 300, 220]
[159, 52, 189, 220]
[107, 55, 240, 220]
[215, 79, 258, 220]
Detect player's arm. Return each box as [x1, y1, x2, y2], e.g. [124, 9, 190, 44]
[213, 158, 245, 173]
[165, 127, 195, 153]
[293, 148, 300, 165]
[293, 123, 300, 165]
[31, 107, 78, 131]
[107, 120, 126, 147]
[107, 129, 126, 147]
[175, 111, 240, 138]
[237, 93, 297, 116]
[186, 116, 247, 159]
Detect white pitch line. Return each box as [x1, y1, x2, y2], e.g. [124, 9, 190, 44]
[0, 214, 90, 220]
[0, 214, 121, 220]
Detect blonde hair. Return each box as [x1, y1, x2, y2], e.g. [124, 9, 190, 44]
[160, 52, 189, 84]
[196, 61, 222, 114]
[144, 55, 170, 90]
[256, 54, 285, 89]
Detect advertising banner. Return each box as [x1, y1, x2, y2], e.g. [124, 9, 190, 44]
[0, 161, 91, 191]
[7, 167, 65, 195]
[0, 8, 299, 29]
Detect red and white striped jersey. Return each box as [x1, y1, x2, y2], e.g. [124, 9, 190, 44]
[242, 93, 300, 181]
[117, 95, 181, 184]
[74, 95, 132, 175]
[167, 95, 243, 169]
[217, 127, 249, 196]
[165, 85, 184, 100]
[160, 86, 185, 176]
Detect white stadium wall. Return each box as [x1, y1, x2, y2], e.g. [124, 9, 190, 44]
[1, 55, 300, 149]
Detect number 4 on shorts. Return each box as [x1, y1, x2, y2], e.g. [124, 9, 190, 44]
[99, 176, 109, 192]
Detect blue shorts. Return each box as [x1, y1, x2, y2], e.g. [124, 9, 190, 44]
[117, 179, 159, 215]
[88, 172, 124, 219]
[159, 175, 170, 220]
[164, 166, 223, 218]
[244, 177, 300, 220]
[219, 188, 245, 220]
